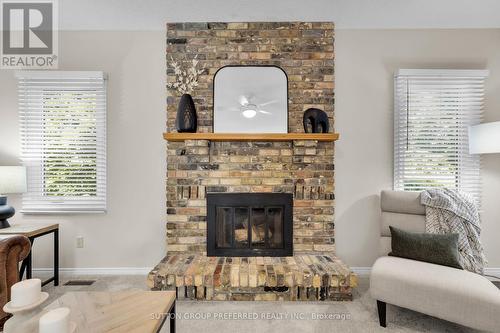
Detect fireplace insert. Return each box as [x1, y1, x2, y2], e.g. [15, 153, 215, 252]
[207, 193, 293, 257]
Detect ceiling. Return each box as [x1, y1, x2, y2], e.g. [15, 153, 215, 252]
[60, 0, 500, 30]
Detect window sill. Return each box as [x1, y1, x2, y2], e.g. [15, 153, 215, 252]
[21, 210, 107, 215]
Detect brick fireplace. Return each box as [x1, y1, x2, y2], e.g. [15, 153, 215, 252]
[165, 139, 335, 254]
[148, 22, 357, 301]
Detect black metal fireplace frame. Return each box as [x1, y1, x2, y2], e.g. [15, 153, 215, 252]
[207, 193, 293, 257]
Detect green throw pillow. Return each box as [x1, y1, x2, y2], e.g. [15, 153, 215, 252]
[389, 226, 463, 269]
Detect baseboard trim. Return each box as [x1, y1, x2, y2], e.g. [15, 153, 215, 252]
[351, 267, 500, 278]
[38, 267, 371, 277]
[31, 266, 500, 278]
[351, 267, 371, 277]
[484, 268, 500, 277]
[33, 267, 152, 275]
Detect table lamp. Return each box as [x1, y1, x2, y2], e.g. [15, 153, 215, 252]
[0, 166, 27, 229]
[469, 121, 500, 154]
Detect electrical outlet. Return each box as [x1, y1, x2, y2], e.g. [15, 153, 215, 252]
[76, 236, 84, 248]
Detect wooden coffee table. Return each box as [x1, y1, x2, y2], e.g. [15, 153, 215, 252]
[24, 291, 176, 332]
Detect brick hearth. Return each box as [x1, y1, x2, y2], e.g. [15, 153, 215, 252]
[148, 254, 357, 301]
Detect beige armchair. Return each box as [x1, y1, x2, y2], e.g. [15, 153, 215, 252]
[370, 190, 500, 332]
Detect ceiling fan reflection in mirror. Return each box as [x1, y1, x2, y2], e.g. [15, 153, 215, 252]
[213, 65, 288, 133]
[237, 96, 275, 119]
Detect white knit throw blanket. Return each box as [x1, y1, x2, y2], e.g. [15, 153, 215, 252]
[420, 188, 487, 274]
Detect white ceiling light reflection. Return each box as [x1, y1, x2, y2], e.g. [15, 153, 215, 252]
[241, 103, 258, 118]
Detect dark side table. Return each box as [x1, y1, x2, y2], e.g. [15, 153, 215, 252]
[0, 223, 59, 286]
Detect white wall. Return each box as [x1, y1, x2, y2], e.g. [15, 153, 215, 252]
[335, 29, 500, 267]
[1, 28, 500, 271]
[0, 31, 166, 269]
[59, 0, 500, 30]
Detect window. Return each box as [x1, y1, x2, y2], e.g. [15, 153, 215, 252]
[394, 69, 488, 203]
[17, 71, 107, 213]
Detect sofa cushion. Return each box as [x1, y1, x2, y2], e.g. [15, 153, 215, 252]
[370, 256, 500, 332]
[389, 226, 462, 269]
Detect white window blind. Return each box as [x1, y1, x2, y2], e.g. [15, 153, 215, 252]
[17, 71, 107, 213]
[394, 69, 488, 203]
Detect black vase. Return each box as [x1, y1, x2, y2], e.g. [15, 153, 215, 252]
[176, 94, 197, 133]
[0, 196, 14, 229]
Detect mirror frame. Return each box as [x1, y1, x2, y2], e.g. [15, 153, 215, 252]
[212, 65, 289, 133]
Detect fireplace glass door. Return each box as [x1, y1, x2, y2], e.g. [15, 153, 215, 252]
[208, 193, 293, 256]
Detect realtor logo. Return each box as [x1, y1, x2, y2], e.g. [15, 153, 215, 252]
[1, 0, 58, 68]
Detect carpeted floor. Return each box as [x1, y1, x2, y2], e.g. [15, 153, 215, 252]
[41, 274, 486, 333]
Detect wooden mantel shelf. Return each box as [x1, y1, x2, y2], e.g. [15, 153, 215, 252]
[163, 132, 339, 142]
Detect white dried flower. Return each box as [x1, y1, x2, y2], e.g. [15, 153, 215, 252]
[167, 56, 205, 95]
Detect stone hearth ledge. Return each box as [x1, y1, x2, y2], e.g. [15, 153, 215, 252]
[147, 254, 357, 301]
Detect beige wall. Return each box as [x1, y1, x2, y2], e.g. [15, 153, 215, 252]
[0, 31, 166, 269]
[1, 28, 499, 270]
[335, 29, 500, 267]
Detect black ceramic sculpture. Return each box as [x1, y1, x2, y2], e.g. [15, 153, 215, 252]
[303, 108, 329, 133]
[176, 93, 197, 133]
[0, 196, 14, 229]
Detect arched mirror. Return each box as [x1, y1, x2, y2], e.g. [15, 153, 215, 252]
[213, 65, 288, 133]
